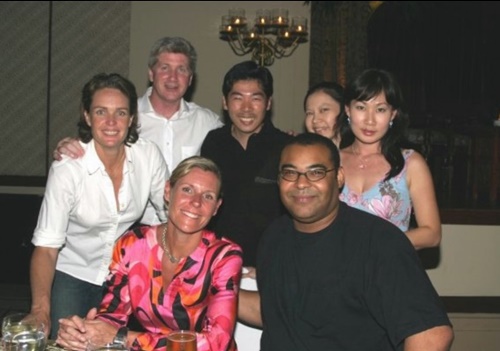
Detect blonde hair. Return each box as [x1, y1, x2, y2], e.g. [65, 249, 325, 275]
[170, 156, 223, 198]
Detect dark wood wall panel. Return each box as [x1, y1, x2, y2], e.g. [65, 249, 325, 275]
[0, 1, 131, 182]
[0, 2, 50, 177]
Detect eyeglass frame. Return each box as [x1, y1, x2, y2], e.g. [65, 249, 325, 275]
[278, 167, 336, 182]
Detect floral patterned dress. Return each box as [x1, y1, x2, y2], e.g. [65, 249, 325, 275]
[96, 226, 243, 351]
[340, 149, 413, 231]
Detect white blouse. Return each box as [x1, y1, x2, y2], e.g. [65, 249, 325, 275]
[32, 138, 168, 285]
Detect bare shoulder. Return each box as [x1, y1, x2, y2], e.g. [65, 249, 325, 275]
[405, 149, 430, 172]
[404, 149, 435, 190]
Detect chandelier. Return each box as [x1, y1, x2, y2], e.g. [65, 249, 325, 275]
[219, 8, 308, 67]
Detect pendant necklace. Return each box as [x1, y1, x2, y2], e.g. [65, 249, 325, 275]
[351, 144, 379, 170]
[161, 225, 180, 264]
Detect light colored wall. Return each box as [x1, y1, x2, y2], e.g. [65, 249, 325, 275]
[427, 224, 500, 296]
[129, 1, 310, 133]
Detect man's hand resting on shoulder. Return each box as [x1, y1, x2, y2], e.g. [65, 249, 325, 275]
[53, 137, 84, 160]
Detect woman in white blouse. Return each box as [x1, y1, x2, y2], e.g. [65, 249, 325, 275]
[28, 73, 169, 339]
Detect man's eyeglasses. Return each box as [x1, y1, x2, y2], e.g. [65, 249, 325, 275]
[279, 168, 335, 182]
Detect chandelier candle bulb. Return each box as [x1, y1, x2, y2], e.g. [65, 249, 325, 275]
[228, 8, 246, 26]
[256, 9, 270, 26]
[272, 8, 288, 26]
[291, 17, 307, 34]
[220, 15, 235, 33]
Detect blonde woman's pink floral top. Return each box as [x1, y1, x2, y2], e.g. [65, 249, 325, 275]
[340, 149, 413, 231]
[97, 226, 243, 351]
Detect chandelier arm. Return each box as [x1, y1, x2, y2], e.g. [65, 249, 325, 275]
[248, 36, 272, 66]
[278, 39, 301, 58]
[269, 37, 284, 58]
[234, 28, 255, 53]
[261, 37, 275, 55]
[268, 35, 301, 58]
[228, 39, 253, 56]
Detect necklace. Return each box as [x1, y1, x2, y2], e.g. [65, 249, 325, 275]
[351, 144, 380, 170]
[161, 225, 180, 264]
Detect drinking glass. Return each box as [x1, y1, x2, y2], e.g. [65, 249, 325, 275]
[166, 330, 197, 351]
[86, 341, 129, 351]
[1, 313, 46, 351]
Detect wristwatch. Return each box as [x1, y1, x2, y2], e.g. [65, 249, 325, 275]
[113, 326, 129, 347]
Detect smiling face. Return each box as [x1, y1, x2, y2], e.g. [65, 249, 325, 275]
[148, 52, 193, 105]
[304, 90, 342, 141]
[344, 91, 397, 145]
[84, 88, 132, 152]
[223, 79, 271, 140]
[165, 167, 222, 235]
[278, 143, 344, 233]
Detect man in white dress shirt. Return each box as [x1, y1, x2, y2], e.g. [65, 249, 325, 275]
[54, 37, 223, 224]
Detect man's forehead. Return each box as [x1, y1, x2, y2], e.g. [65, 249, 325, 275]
[280, 144, 331, 167]
[230, 80, 265, 93]
[157, 52, 189, 64]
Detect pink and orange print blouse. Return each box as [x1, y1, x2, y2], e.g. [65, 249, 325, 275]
[97, 226, 243, 351]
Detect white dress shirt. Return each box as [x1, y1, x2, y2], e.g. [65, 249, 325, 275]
[137, 87, 223, 224]
[32, 138, 168, 285]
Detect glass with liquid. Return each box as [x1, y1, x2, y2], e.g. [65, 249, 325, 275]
[1, 313, 46, 351]
[86, 342, 129, 351]
[166, 330, 197, 351]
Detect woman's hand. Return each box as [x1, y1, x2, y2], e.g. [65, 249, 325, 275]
[56, 314, 90, 351]
[56, 308, 117, 351]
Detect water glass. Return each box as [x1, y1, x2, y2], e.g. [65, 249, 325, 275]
[1, 313, 46, 351]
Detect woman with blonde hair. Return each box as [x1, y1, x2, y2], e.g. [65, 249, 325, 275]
[56, 156, 243, 351]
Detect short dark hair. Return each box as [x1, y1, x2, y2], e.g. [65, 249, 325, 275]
[222, 60, 273, 99]
[282, 132, 341, 171]
[78, 73, 139, 145]
[303, 81, 344, 111]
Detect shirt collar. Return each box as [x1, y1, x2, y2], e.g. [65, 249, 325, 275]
[84, 139, 133, 175]
[84, 140, 103, 175]
[141, 87, 190, 117]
